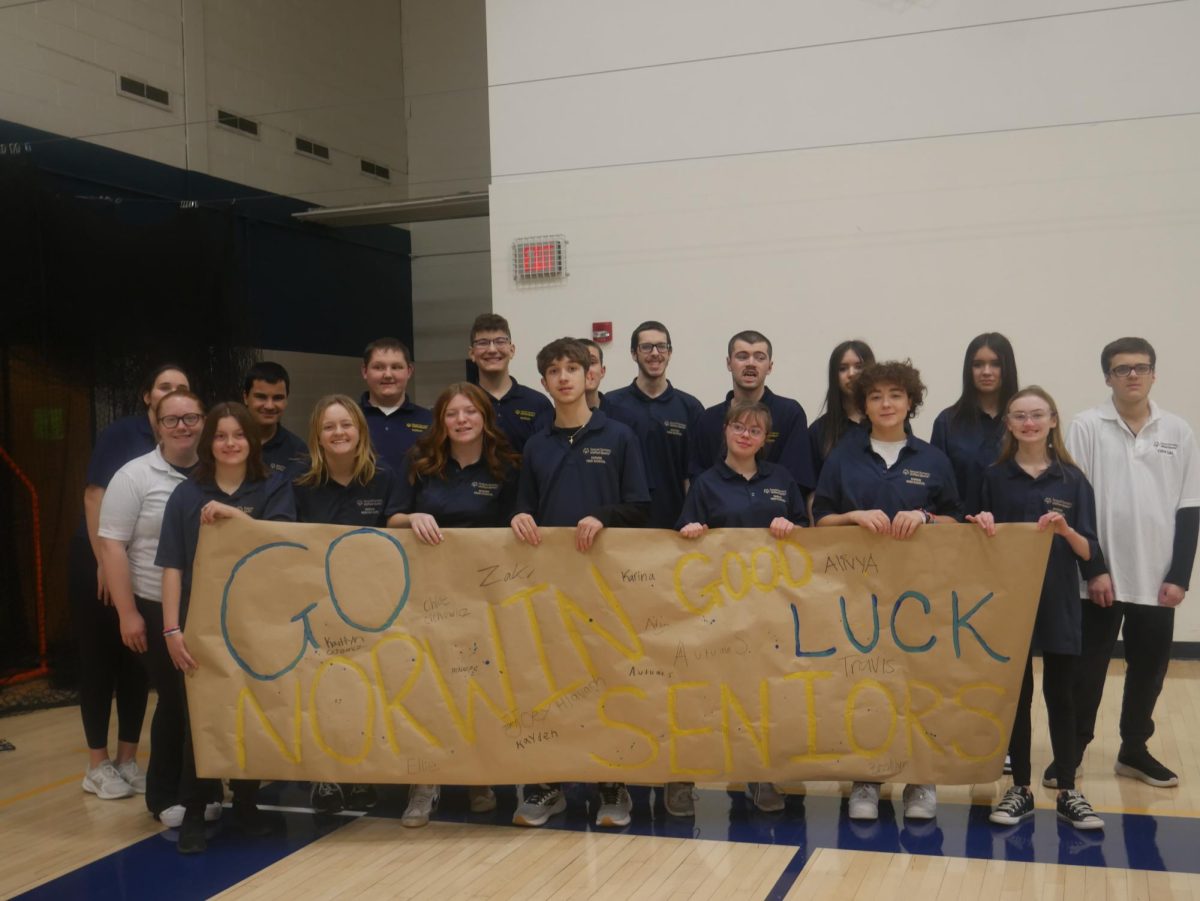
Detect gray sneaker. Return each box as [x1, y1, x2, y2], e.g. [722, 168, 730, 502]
[513, 784, 566, 827]
[401, 784, 439, 828]
[664, 782, 696, 817]
[468, 785, 497, 813]
[848, 782, 880, 820]
[747, 782, 785, 813]
[82, 760, 134, 800]
[596, 783, 632, 827]
[116, 759, 147, 794]
[902, 783, 937, 819]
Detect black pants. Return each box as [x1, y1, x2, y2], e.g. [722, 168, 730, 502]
[69, 533, 148, 750]
[1073, 600, 1174, 756]
[136, 597, 191, 815]
[1009, 652, 1076, 790]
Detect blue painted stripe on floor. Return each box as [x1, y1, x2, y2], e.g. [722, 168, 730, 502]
[13, 808, 351, 901]
[764, 846, 809, 900]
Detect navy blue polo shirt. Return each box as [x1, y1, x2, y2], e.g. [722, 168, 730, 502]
[810, 413, 911, 484]
[596, 392, 658, 496]
[261, 425, 310, 480]
[677, 460, 807, 529]
[155, 473, 296, 617]
[294, 467, 406, 527]
[930, 407, 1006, 515]
[490, 377, 553, 453]
[690, 387, 815, 493]
[87, 414, 156, 488]
[396, 458, 518, 527]
[606, 380, 704, 528]
[812, 427, 962, 522]
[360, 392, 433, 472]
[981, 459, 1099, 654]
[516, 411, 650, 527]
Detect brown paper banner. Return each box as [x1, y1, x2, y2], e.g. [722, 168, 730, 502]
[185, 519, 1051, 785]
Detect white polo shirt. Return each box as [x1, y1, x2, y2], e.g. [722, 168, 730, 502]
[98, 447, 189, 602]
[1067, 399, 1200, 605]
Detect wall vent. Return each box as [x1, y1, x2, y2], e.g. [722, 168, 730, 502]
[217, 109, 259, 137]
[295, 137, 330, 161]
[118, 75, 170, 108]
[360, 159, 390, 182]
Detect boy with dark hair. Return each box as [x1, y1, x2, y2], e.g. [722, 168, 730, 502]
[1058, 337, 1199, 788]
[469, 312, 552, 452]
[606, 321, 704, 531]
[243, 361, 309, 479]
[510, 337, 650, 829]
[359, 337, 432, 471]
[690, 329, 815, 496]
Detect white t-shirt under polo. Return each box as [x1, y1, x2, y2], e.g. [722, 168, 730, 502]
[98, 447, 188, 602]
[1067, 399, 1200, 605]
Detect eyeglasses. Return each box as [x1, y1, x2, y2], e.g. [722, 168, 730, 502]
[728, 422, 766, 439]
[471, 337, 512, 349]
[1007, 411, 1051, 424]
[1109, 363, 1153, 378]
[159, 413, 203, 428]
[636, 342, 671, 354]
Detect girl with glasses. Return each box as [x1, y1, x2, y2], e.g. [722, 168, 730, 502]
[676, 400, 807, 813]
[968, 387, 1104, 830]
[73, 363, 191, 804]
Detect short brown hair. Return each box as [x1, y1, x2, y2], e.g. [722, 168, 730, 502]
[854, 360, 926, 420]
[470, 313, 511, 342]
[362, 337, 413, 366]
[1101, 337, 1155, 374]
[535, 337, 591, 376]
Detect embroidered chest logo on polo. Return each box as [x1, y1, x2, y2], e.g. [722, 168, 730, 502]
[664, 419, 688, 437]
[514, 408, 538, 422]
[357, 498, 383, 513]
[582, 446, 612, 464]
[472, 480, 500, 498]
[268, 461, 287, 472]
[902, 468, 930, 486]
[1044, 496, 1073, 515]
[763, 487, 789, 504]
[1154, 441, 1179, 456]
[406, 422, 429, 433]
[766, 429, 780, 445]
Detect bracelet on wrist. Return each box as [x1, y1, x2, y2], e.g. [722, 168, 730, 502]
[163, 627, 182, 637]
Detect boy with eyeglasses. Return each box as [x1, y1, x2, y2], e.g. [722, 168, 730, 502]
[468, 313, 552, 452]
[606, 321, 705, 531]
[243, 361, 309, 479]
[690, 330, 816, 502]
[1057, 337, 1200, 789]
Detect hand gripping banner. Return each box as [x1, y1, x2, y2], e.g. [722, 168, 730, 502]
[185, 519, 1050, 786]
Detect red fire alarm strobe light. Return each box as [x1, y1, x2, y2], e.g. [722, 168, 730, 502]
[592, 322, 612, 344]
[512, 235, 567, 283]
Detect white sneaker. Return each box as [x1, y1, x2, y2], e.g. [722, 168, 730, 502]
[157, 802, 223, 828]
[848, 782, 880, 820]
[902, 783, 937, 819]
[747, 782, 785, 812]
[596, 783, 632, 827]
[82, 760, 134, 800]
[116, 759, 147, 793]
[401, 784, 440, 828]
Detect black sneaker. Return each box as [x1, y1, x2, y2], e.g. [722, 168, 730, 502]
[1056, 790, 1104, 830]
[1114, 748, 1178, 787]
[232, 802, 272, 838]
[1041, 761, 1082, 789]
[177, 815, 207, 854]
[311, 781, 346, 813]
[988, 786, 1035, 826]
[346, 784, 378, 810]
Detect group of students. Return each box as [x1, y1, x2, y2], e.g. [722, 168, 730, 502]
[72, 314, 1199, 853]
